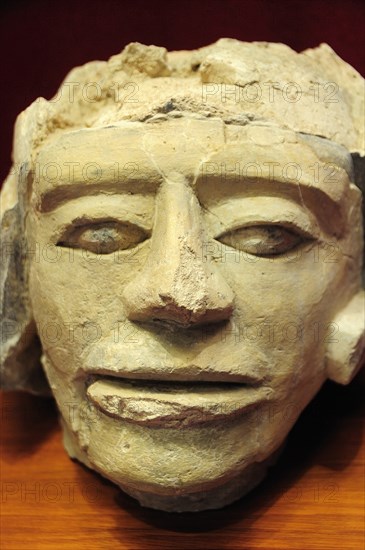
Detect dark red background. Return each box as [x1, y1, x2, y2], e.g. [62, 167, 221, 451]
[1, 0, 364, 184]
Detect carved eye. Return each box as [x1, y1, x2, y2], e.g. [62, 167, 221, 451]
[217, 225, 306, 256]
[57, 221, 149, 254]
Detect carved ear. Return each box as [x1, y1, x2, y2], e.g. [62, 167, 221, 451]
[326, 291, 365, 385]
[0, 201, 50, 395]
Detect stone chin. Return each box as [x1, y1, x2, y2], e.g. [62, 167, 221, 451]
[115, 458, 281, 513]
[60, 411, 286, 513]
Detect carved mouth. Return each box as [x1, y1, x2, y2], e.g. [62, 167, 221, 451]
[86, 376, 272, 429]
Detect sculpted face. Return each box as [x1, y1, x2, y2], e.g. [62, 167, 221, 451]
[1, 40, 364, 512]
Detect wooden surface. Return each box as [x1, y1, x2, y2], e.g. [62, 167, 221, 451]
[1, 373, 364, 550]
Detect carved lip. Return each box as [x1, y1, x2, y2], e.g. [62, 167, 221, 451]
[86, 377, 272, 429]
[81, 366, 265, 385]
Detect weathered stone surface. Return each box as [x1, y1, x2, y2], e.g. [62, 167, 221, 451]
[1, 39, 364, 512]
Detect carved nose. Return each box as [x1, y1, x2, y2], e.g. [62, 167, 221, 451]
[122, 174, 234, 327]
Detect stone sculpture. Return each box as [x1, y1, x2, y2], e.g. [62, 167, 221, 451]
[1, 39, 364, 512]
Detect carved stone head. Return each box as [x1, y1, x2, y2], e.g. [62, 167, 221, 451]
[1, 39, 364, 512]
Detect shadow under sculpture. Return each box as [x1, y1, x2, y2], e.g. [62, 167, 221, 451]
[1, 39, 364, 512]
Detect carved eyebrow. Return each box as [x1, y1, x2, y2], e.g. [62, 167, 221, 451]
[34, 126, 351, 213]
[37, 180, 161, 213]
[195, 162, 348, 205]
[37, 164, 347, 219]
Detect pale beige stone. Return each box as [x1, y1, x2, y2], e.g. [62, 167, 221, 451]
[1, 39, 364, 512]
